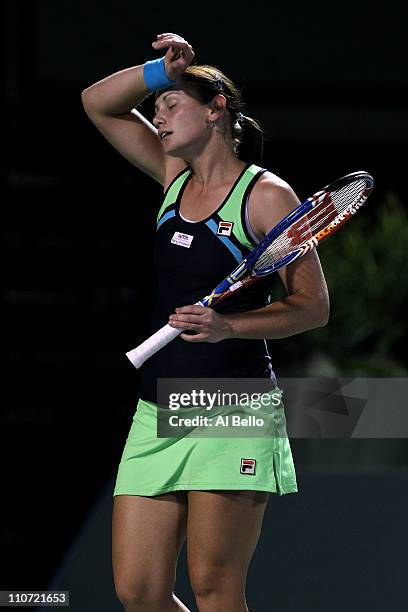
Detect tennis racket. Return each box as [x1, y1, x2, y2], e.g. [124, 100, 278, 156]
[126, 170, 374, 368]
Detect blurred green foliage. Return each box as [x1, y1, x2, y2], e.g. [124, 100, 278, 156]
[274, 190, 408, 376]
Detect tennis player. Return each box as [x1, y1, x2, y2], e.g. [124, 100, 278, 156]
[82, 32, 329, 612]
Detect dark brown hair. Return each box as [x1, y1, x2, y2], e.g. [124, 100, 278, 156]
[156, 64, 264, 165]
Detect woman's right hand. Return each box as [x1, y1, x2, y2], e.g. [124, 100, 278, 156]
[152, 33, 195, 82]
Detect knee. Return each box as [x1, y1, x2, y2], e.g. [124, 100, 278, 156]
[189, 565, 228, 598]
[114, 579, 172, 612]
[114, 581, 144, 610]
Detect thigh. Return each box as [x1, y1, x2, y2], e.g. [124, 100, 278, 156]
[186, 490, 270, 586]
[112, 492, 188, 599]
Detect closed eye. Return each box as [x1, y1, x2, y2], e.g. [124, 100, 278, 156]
[152, 101, 177, 126]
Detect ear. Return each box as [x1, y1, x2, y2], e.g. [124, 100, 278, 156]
[209, 94, 227, 121]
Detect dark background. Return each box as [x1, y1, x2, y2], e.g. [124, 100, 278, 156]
[3, 1, 408, 610]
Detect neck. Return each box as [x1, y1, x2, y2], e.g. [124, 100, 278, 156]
[183, 139, 247, 189]
[190, 157, 247, 190]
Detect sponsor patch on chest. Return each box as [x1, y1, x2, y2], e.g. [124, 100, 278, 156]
[171, 231, 195, 248]
[217, 221, 234, 236]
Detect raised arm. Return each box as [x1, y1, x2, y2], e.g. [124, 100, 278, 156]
[81, 33, 194, 187]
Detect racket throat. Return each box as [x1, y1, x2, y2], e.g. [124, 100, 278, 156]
[217, 274, 259, 303]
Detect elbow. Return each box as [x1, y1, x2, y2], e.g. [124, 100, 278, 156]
[81, 82, 95, 99]
[296, 289, 330, 330]
[300, 292, 330, 330]
[314, 296, 330, 328]
[81, 88, 92, 108]
[81, 87, 89, 102]
[81, 88, 97, 115]
[81, 89, 90, 113]
[317, 311, 330, 328]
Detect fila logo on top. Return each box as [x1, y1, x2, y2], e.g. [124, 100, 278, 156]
[217, 221, 234, 236]
[240, 458, 256, 475]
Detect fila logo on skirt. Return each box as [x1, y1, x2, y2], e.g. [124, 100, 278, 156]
[240, 458, 256, 475]
[217, 221, 234, 236]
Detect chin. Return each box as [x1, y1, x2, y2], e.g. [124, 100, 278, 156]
[165, 149, 181, 157]
[164, 136, 201, 159]
[165, 145, 186, 158]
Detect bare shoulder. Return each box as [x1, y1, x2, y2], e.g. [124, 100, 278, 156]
[248, 170, 301, 237]
[252, 170, 300, 213]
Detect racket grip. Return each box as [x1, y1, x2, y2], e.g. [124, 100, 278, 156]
[125, 323, 182, 369]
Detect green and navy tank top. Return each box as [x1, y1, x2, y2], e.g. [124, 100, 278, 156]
[138, 162, 277, 403]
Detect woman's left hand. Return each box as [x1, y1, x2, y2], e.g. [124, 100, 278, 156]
[168, 305, 232, 343]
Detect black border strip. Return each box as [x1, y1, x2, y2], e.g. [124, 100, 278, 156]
[161, 165, 191, 202]
[240, 168, 268, 248]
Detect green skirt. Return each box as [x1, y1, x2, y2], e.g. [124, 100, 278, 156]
[113, 393, 298, 497]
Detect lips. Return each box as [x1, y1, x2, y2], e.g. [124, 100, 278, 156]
[160, 131, 173, 141]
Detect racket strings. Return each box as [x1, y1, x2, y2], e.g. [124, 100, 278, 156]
[254, 179, 367, 273]
[294, 180, 363, 240]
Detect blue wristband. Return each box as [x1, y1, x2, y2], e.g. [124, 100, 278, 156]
[143, 58, 177, 92]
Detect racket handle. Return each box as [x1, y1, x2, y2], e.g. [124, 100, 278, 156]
[125, 323, 182, 369]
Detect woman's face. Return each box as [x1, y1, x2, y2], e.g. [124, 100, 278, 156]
[153, 89, 211, 157]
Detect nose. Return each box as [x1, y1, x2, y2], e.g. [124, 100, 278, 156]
[154, 109, 167, 128]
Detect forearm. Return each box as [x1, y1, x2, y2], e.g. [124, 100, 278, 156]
[81, 64, 150, 116]
[225, 293, 329, 340]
